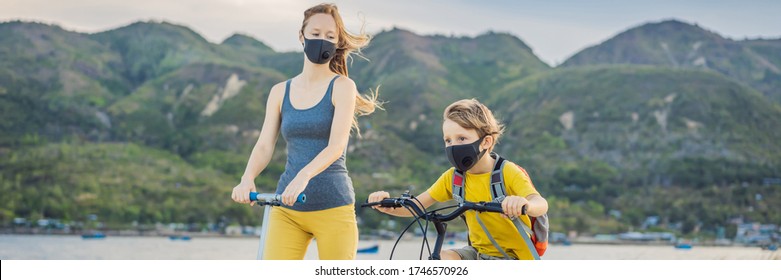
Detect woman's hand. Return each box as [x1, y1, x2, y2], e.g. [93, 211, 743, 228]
[501, 195, 529, 219]
[232, 179, 258, 206]
[367, 191, 395, 214]
[281, 173, 310, 206]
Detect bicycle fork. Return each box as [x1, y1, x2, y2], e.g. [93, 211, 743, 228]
[429, 221, 448, 260]
[256, 204, 272, 260]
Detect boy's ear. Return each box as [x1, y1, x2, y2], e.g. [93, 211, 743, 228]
[482, 135, 494, 150]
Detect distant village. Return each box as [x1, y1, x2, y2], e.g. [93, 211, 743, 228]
[6, 213, 779, 250]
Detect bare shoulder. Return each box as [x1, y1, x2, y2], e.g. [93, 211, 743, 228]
[269, 80, 288, 98]
[331, 76, 357, 105]
[333, 76, 357, 93]
[266, 80, 288, 110]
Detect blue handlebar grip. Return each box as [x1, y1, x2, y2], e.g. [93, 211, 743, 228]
[249, 192, 306, 204]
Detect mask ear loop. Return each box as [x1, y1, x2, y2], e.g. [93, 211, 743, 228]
[475, 135, 488, 161]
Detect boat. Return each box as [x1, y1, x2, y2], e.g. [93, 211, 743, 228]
[674, 243, 693, 249]
[81, 231, 106, 239]
[357, 244, 379, 254]
[169, 235, 192, 241]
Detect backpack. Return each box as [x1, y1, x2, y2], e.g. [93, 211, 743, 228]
[452, 152, 549, 260]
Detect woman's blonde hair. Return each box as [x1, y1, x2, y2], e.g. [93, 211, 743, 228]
[443, 99, 505, 147]
[301, 3, 382, 136]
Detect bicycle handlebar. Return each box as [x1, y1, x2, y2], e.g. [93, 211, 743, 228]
[249, 192, 306, 205]
[361, 195, 529, 260]
[361, 197, 526, 221]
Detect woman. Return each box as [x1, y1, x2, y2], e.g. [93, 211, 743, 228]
[230, 3, 380, 260]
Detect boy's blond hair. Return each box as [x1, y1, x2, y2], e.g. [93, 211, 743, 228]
[443, 99, 505, 146]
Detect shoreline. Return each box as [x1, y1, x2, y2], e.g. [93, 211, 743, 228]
[1, 229, 252, 238]
[0, 231, 770, 248]
[2, 234, 778, 260]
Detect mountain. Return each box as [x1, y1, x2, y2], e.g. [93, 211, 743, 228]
[2, 20, 780, 236]
[348, 28, 551, 154]
[90, 21, 237, 88]
[0, 21, 127, 145]
[562, 20, 781, 103]
[221, 33, 273, 51]
[487, 65, 781, 232]
[108, 63, 284, 155]
[490, 65, 781, 185]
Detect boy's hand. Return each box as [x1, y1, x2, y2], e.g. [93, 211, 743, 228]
[501, 196, 528, 219]
[367, 191, 395, 214]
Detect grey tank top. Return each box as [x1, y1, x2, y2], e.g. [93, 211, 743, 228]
[276, 75, 354, 211]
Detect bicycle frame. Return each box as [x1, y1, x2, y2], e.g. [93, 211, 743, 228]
[362, 196, 512, 260]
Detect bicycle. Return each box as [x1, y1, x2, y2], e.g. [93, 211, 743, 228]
[361, 191, 530, 260]
[249, 192, 306, 260]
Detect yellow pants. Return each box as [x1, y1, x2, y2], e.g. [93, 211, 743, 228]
[262, 204, 358, 260]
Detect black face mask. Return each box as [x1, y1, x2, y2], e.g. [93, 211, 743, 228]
[446, 136, 487, 172]
[303, 37, 336, 64]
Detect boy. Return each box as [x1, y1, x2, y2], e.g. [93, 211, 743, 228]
[367, 99, 548, 260]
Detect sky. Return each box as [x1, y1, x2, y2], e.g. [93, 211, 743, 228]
[2, 0, 780, 66]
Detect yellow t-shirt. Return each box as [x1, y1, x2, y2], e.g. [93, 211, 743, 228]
[427, 161, 540, 260]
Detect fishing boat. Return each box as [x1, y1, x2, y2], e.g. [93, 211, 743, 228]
[674, 243, 693, 249]
[357, 244, 379, 254]
[169, 235, 192, 241]
[81, 231, 106, 239]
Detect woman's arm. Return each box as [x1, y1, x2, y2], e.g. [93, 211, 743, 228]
[279, 77, 356, 206]
[231, 83, 284, 204]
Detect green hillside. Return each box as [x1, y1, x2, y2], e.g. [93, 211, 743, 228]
[487, 65, 781, 233]
[562, 20, 781, 103]
[2, 20, 780, 238]
[0, 142, 258, 227]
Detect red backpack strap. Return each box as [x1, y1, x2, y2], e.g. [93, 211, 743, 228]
[453, 153, 506, 203]
[452, 169, 465, 203]
[453, 169, 470, 246]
